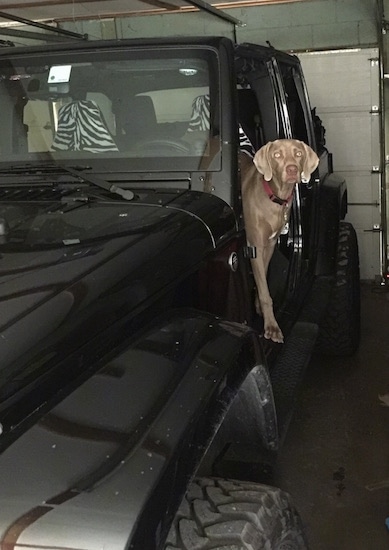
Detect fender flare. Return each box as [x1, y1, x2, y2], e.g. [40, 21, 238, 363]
[127, 307, 277, 549]
[0, 308, 277, 550]
[315, 171, 347, 277]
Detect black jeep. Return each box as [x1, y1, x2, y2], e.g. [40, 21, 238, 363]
[0, 36, 359, 549]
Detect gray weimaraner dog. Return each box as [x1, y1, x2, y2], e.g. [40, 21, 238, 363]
[241, 139, 319, 343]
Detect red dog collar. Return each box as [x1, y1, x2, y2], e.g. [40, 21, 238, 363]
[262, 179, 294, 206]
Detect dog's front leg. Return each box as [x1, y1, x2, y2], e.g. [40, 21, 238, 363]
[250, 246, 284, 343]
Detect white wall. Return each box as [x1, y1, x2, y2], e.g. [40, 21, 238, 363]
[299, 48, 382, 280]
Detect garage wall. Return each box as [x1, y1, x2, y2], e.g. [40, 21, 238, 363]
[298, 48, 382, 281]
[62, 0, 377, 51]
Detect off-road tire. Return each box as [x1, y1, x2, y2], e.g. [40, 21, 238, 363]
[315, 221, 360, 356]
[165, 477, 308, 549]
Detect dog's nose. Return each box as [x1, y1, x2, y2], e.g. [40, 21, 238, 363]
[286, 164, 298, 176]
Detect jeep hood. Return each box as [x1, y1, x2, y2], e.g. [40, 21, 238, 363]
[0, 188, 236, 430]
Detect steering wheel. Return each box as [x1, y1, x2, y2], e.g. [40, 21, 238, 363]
[133, 138, 191, 156]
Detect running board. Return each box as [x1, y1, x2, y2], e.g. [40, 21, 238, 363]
[270, 321, 318, 442]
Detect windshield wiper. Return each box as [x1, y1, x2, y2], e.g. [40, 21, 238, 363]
[0, 163, 90, 175]
[0, 163, 135, 201]
[61, 165, 135, 201]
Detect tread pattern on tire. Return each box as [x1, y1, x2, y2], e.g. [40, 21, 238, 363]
[316, 221, 360, 357]
[165, 477, 308, 550]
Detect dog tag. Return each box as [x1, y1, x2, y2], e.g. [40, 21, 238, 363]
[280, 222, 289, 235]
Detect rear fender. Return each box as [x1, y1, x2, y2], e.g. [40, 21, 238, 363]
[315, 171, 347, 276]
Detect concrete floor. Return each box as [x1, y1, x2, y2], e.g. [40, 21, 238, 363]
[274, 283, 389, 550]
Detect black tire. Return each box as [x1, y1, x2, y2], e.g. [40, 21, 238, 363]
[165, 477, 308, 549]
[315, 221, 360, 356]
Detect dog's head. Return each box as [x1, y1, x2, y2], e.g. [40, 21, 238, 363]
[253, 139, 319, 185]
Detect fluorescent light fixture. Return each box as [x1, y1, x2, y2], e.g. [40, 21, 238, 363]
[179, 68, 198, 76]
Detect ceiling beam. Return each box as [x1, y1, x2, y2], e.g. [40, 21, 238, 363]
[0, 10, 87, 38]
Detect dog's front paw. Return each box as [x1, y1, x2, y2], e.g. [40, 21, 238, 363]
[264, 323, 284, 344]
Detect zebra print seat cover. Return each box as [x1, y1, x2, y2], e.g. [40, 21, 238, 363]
[187, 94, 211, 132]
[238, 125, 255, 158]
[187, 94, 255, 157]
[51, 100, 118, 153]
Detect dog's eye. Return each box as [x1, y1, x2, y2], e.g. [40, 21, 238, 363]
[274, 152, 281, 158]
[296, 151, 302, 157]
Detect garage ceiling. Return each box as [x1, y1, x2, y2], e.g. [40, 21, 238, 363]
[0, 0, 304, 23]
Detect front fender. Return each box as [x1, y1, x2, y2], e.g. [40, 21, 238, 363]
[130, 309, 270, 549]
[0, 309, 270, 550]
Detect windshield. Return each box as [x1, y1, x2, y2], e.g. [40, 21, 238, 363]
[0, 45, 221, 173]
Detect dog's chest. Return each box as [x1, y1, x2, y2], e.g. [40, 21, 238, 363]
[268, 201, 292, 240]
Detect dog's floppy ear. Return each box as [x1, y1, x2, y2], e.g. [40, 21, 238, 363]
[253, 142, 273, 182]
[301, 143, 319, 183]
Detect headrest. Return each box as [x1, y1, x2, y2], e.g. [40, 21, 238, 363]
[188, 94, 210, 132]
[51, 100, 118, 153]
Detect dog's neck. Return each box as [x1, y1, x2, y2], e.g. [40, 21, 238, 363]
[262, 178, 295, 206]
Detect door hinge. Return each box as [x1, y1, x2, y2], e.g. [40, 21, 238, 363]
[364, 224, 381, 233]
[370, 105, 381, 115]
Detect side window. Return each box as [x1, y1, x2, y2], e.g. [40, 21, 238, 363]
[237, 86, 264, 153]
[240, 60, 283, 143]
[278, 63, 315, 147]
[24, 100, 53, 152]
